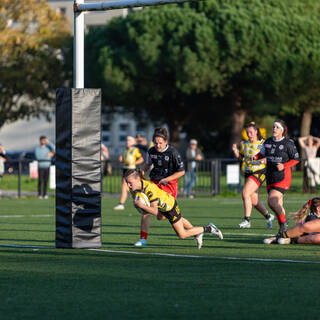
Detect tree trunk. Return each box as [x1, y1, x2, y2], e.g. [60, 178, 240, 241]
[230, 108, 246, 149]
[300, 105, 312, 137]
[300, 104, 312, 193]
[167, 120, 180, 148]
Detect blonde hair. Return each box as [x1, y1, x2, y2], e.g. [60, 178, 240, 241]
[289, 197, 320, 224]
[123, 169, 145, 180]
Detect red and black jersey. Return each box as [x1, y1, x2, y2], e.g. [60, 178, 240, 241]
[147, 145, 184, 181]
[260, 137, 300, 187]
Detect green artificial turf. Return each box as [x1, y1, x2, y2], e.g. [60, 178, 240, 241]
[0, 196, 320, 320]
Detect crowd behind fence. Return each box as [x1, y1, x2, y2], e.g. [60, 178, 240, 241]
[2, 157, 319, 197]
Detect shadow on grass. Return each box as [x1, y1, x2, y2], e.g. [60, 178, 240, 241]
[0, 228, 54, 233]
[0, 238, 54, 243]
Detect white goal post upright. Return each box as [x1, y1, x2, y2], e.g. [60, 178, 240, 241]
[73, 0, 200, 88]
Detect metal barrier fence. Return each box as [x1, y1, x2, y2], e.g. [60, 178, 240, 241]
[95, 158, 242, 196]
[1, 158, 248, 197]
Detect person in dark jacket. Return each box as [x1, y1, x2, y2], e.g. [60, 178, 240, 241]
[184, 139, 203, 198]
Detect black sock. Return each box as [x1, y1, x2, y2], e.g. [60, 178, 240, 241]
[245, 217, 250, 222]
[203, 226, 211, 233]
[265, 213, 271, 220]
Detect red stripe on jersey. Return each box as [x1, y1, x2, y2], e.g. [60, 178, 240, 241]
[267, 167, 292, 190]
[151, 179, 178, 199]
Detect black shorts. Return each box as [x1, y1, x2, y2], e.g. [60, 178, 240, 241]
[244, 169, 266, 187]
[267, 186, 287, 194]
[161, 201, 182, 225]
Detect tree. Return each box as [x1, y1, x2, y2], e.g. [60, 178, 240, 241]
[0, 0, 71, 129]
[253, 0, 320, 139]
[192, 0, 320, 145]
[85, 6, 221, 144]
[85, 0, 320, 151]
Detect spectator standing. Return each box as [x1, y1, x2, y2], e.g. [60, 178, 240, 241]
[35, 136, 55, 199]
[0, 143, 6, 198]
[184, 139, 203, 198]
[135, 134, 149, 164]
[101, 143, 111, 176]
[298, 135, 320, 193]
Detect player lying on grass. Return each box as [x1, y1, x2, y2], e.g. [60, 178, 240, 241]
[264, 197, 320, 245]
[124, 169, 223, 249]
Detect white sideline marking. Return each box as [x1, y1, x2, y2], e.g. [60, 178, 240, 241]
[89, 248, 320, 264]
[224, 232, 274, 237]
[0, 244, 319, 264]
[0, 214, 53, 218]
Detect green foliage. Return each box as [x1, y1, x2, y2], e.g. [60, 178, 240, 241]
[0, 0, 71, 129]
[85, 0, 320, 148]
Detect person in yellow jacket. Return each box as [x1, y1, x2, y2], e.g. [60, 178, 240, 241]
[114, 136, 144, 210]
[232, 122, 274, 229]
[124, 169, 223, 249]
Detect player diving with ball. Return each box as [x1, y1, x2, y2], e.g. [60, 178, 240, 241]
[124, 169, 223, 249]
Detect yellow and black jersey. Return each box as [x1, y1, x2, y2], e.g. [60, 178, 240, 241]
[131, 179, 175, 213]
[239, 140, 265, 173]
[122, 147, 142, 169]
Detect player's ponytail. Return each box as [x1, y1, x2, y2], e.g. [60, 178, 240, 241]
[289, 202, 309, 224]
[289, 197, 320, 223]
[136, 168, 145, 180]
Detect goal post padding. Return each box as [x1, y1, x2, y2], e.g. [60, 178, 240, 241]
[55, 88, 102, 249]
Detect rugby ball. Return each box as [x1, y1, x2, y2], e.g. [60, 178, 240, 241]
[135, 192, 150, 214]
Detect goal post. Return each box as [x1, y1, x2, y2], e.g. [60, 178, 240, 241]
[57, 0, 200, 249]
[73, 0, 200, 88]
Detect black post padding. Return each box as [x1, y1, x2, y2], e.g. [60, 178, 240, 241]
[56, 88, 102, 248]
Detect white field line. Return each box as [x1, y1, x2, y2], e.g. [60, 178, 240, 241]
[224, 232, 274, 237]
[89, 248, 320, 264]
[216, 199, 311, 205]
[0, 243, 319, 265]
[0, 214, 53, 218]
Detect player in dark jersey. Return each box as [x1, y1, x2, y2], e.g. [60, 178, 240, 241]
[133, 127, 185, 247]
[254, 120, 300, 237]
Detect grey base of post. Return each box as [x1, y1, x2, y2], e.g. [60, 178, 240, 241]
[55, 88, 102, 248]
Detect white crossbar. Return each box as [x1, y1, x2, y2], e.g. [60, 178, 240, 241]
[75, 0, 199, 12]
[73, 0, 199, 88]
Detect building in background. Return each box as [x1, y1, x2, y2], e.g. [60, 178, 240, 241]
[48, 0, 132, 33]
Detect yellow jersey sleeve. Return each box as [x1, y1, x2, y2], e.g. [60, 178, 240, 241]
[133, 148, 142, 161]
[239, 142, 245, 157]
